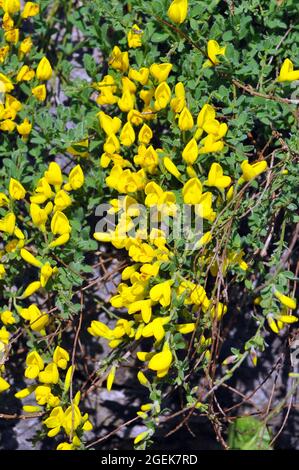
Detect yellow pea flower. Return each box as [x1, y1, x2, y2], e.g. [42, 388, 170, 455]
[128, 67, 149, 85]
[182, 178, 202, 204]
[40, 262, 58, 288]
[278, 58, 299, 82]
[22, 1, 39, 18]
[98, 111, 122, 135]
[176, 323, 195, 334]
[0, 45, 9, 63]
[0, 377, 10, 393]
[178, 106, 194, 131]
[148, 343, 172, 378]
[4, 28, 19, 44]
[137, 371, 149, 386]
[44, 161, 63, 186]
[195, 192, 216, 221]
[39, 362, 59, 384]
[167, 0, 188, 24]
[21, 281, 41, 299]
[32, 84, 46, 101]
[54, 189, 72, 212]
[118, 89, 135, 112]
[154, 81, 171, 110]
[17, 118, 32, 138]
[20, 248, 42, 268]
[170, 81, 186, 113]
[182, 138, 198, 164]
[0, 212, 16, 235]
[150, 63, 172, 83]
[9, 178, 26, 200]
[142, 317, 171, 342]
[107, 365, 116, 391]
[240, 159, 268, 182]
[64, 164, 84, 190]
[19, 304, 49, 332]
[138, 123, 153, 145]
[198, 134, 225, 154]
[203, 39, 226, 67]
[196, 231, 212, 248]
[127, 24, 143, 48]
[43, 406, 64, 437]
[0, 73, 14, 92]
[53, 346, 69, 369]
[109, 46, 129, 72]
[150, 280, 173, 307]
[30, 202, 52, 232]
[128, 299, 153, 323]
[16, 65, 35, 82]
[163, 156, 181, 179]
[2, 0, 20, 14]
[36, 57, 52, 81]
[64, 365, 74, 392]
[15, 385, 35, 399]
[120, 121, 135, 146]
[25, 351, 44, 379]
[205, 163, 231, 189]
[19, 36, 33, 56]
[134, 430, 149, 445]
[277, 314, 298, 324]
[274, 290, 297, 310]
[1, 310, 16, 325]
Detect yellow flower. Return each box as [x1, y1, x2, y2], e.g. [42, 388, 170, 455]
[109, 46, 129, 72]
[30, 202, 52, 232]
[198, 134, 225, 154]
[43, 406, 64, 437]
[182, 178, 202, 204]
[53, 346, 70, 369]
[120, 121, 135, 146]
[167, 0, 188, 24]
[163, 156, 181, 179]
[16, 65, 35, 82]
[154, 82, 171, 110]
[0, 212, 16, 235]
[134, 430, 149, 445]
[129, 67, 149, 85]
[170, 82, 186, 113]
[205, 163, 231, 189]
[2, 0, 20, 14]
[32, 84, 46, 101]
[64, 164, 84, 190]
[240, 159, 268, 182]
[21, 281, 41, 299]
[0, 73, 14, 92]
[20, 248, 42, 268]
[274, 290, 297, 310]
[182, 138, 198, 164]
[44, 161, 63, 186]
[118, 89, 135, 112]
[40, 262, 58, 288]
[148, 343, 172, 377]
[127, 24, 143, 48]
[142, 317, 171, 342]
[138, 123, 153, 145]
[98, 111, 122, 135]
[19, 37, 33, 55]
[64, 365, 74, 392]
[25, 351, 44, 379]
[128, 299, 153, 323]
[0, 45, 9, 63]
[277, 58, 299, 82]
[9, 178, 26, 200]
[0, 264, 6, 280]
[36, 57, 52, 81]
[137, 371, 149, 386]
[17, 118, 32, 138]
[4, 28, 19, 44]
[150, 63, 172, 83]
[54, 189, 72, 212]
[39, 362, 59, 384]
[178, 106, 194, 131]
[0, 377, 10, 393]
[20, 304, 49, 332]
[22, 1, 39, 18]
[63, 404, 82, 435]
[150, 280, 173, 307]
[204, 40, 226, 67]
[1, 310, 15, 325]
[107, 365, 116, 391]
